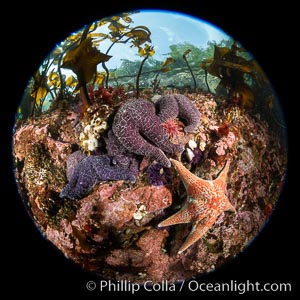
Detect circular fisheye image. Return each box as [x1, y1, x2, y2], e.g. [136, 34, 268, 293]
[13, 9, 287, 283]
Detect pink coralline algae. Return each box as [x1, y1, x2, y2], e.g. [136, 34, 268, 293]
[70, 180, 134, 239]
[112, 98, 184, 168]
[122, 185, 172, 213]
[215, 132, 236, 156]
[46, 219, 74, 253]
[106, 229, 169, 282]
[100, 197, 137, 229]
[13, 87, 287, 284]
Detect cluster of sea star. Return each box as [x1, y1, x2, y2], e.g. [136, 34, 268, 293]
[111, 94, 201, 168]
[61, 94, 200, 199]
[60, 94, 235, 253]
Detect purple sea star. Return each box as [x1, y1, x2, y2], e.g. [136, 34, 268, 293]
[112, 99, 184, 168]
[65, 150, 86, 181]
[60, 152, 138, 200]
[155, 94, 201, 133]
[104, 129, 139, 176]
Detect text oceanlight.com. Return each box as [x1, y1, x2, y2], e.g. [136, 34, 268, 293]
[86, 280, 292, 294]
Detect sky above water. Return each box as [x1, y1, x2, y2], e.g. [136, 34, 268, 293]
[95, 10, 230, 68]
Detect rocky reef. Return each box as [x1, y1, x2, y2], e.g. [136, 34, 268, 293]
[13, 91, 287, 283]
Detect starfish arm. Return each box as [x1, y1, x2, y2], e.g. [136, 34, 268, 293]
[112, 99, 184, 168]
[178, 215, 217, 254]
[175, 94, 201, 133]
[158, 199, 210, 227]
[214, 160, 230, 190]
[158, 205, 193, 227]
[170, 158, 207, 189]
[114, 120, 171, 168]
[221, 196, 236, 213]
[140, 115, 183, 154]
[60, 158, 96, 199]
[156, 95, 179, 123]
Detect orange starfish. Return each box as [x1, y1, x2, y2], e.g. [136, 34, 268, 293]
[158, 158, 235, 254]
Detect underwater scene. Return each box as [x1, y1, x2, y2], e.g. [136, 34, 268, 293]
[13, 10, 287, 283]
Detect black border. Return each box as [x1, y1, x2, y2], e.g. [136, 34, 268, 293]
[3, 1, 296, 297]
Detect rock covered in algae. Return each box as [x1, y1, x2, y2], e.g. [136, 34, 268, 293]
[13, 90, 287, 283]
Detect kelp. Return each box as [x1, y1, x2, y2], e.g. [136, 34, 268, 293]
[136, 44, 155, 97]
[183, 49, 197, 92]
[200, 42, 267, 108]
[61, 37, 112, 108]
[151, 57, 176, 93]
[61, 37, 111, 85]
[22, 12, 153, 117]
[100, 18, 152, 87]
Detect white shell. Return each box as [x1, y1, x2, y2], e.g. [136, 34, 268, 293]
[186, 148, 195, 162]
[79, 132, 86, 140]
[188, 139, 197, 150]
[151, 94, 162, 103]
[84, 124, 91, 134]
[133, 205, 147, 220]
[87, 138, 98, 151]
